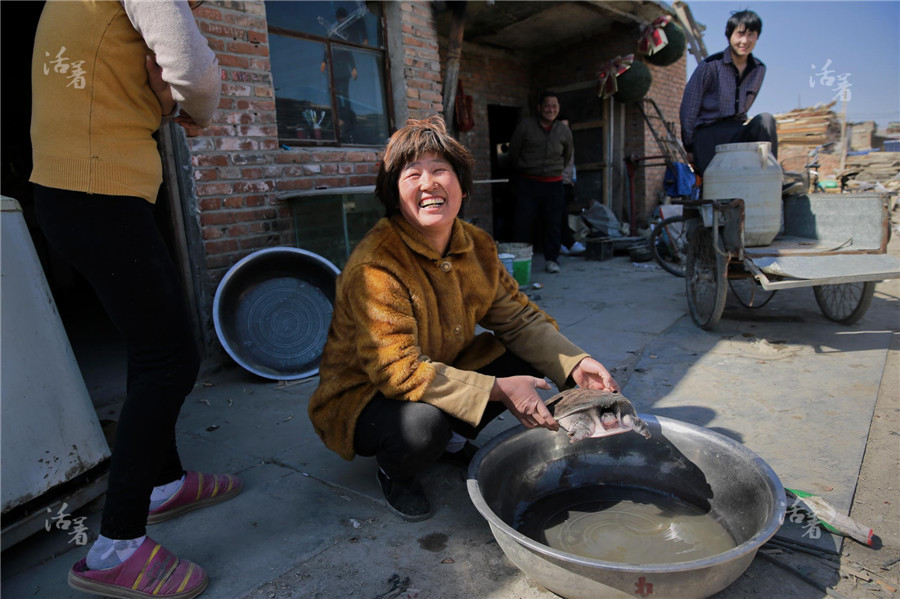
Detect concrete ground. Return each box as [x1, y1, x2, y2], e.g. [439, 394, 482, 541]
[3, 221, 898, 599]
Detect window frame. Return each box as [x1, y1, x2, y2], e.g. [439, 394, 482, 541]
[267, 2, 394, 148]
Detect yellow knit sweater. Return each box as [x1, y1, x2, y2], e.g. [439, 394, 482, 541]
[309, 215, 588, 460]
[30, 1, 219, 203]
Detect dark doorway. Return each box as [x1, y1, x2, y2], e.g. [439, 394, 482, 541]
[487, 104, 520, 242]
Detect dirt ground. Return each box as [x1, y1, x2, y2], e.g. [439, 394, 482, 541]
[241, 216, 900, 599]
[830, 327, 899, 599]
[726, 221, 900, 599]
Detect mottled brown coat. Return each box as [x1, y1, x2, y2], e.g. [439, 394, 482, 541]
[308, 215, 588, 460]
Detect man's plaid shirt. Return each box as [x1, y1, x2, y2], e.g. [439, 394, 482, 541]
[679, 48, 766, 151]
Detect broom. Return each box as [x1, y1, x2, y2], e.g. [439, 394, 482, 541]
[786, 488, 874, 546]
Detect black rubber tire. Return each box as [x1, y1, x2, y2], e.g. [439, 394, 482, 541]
[650, 215, 687, 277]
[728, 277, 777, 308]
[813, 281, 876, 324]
[685, 226, 727, 330]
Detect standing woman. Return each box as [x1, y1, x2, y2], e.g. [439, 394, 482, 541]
[309, 116, 618, 522]
[31, 2, 241, 598]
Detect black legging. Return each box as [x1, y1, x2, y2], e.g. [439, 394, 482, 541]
[692, 113, 778, 176]
[513, 177, 564, 262]
[353, 351, 542, 481]
[34, 185, 199, 540]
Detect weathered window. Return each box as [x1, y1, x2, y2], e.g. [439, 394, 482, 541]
[266, 1, 390, 146]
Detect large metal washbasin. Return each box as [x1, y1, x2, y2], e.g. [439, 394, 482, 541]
[467, 416, 785, 599]
[213, 247, 340, 380]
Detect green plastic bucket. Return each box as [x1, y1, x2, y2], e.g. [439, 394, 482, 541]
[498, 242, 532, 286]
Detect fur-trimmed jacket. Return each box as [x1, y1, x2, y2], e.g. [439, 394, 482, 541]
[308, 215, 589, 460]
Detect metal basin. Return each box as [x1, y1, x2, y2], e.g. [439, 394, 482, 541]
[467, 415, 785, 599]
[213, 247, 339, 380]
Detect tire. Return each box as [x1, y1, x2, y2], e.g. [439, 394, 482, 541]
[685, 225, 727, 330]
[728, 277, 777, 308]
[650, 215, 687, 277]
[813, 281, 876, 324]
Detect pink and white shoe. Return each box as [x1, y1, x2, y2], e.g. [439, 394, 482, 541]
[147, 471, 242, 525]
[69, 537, 207, 599]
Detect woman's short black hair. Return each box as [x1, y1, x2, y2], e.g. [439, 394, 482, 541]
[726, 10, 762, 38]
[375, 115, 474, 216]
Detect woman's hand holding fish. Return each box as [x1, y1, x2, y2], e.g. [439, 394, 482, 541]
[491, 376, 559, 431]
[570, 357, 619, 392]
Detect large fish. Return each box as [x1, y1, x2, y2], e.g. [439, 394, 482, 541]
[547, 388, 651, 443]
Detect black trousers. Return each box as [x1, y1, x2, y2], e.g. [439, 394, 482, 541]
[561, 183, 576, 248]
[513, 177, 564, 262]
[693, 113, 778, 176]
[34, 186, 199, 539]
[353, 351, 541, 481]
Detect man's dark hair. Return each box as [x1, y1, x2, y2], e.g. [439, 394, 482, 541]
[537, 90, 559, 106]
[725, 10, 762, 38]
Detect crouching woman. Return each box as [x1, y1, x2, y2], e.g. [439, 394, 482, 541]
[308, 116, 617, 521]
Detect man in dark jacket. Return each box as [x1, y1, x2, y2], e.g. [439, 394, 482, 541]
[509, 91, 573, 273]
[679, 9, 777, 176]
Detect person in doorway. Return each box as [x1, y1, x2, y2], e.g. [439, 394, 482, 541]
[308, 116, 619, 522]
[509, 91, 574, 273]
[679, 9, 777, 177]
[557, 116, 586, 257]
[30, 2, 240, 598]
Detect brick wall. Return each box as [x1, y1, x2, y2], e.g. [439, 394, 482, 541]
[640, 56, 688, 222]
[182, 2, 686, 351]
[531, 23, 687, 226]
[188, 1, 421, 289]
[189, 3, 686, 284]
[400, 2, 444, 118]
[449, 43, 531, 230]
[444, 20, 687, 233]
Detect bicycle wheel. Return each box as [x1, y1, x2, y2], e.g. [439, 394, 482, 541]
[728, 276, 776, 308]
[685, 225, 727, 330]
[650, 215, 687, 277]
[813, 282, 875, 324]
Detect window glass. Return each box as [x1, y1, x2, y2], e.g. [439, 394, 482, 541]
[265, 1, 383, 49]
[267, 1, 389, 146]
[270, 35, 335, 141]
[335, 47, 390, 145]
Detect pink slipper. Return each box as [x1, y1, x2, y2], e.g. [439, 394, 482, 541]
[147, 471, 242, 525]
[68, 537, 207, 599]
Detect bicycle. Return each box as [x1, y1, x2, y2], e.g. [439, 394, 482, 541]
[649, 211, 687, 277]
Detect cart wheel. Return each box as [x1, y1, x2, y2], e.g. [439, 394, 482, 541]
[650, 215, 687, 277]
[813, 282, 876, 324]
[728, 277, 777, 308]
[685, 226, 727, 329]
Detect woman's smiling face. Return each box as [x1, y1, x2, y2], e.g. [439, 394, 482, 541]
[397, 152, 464, 250]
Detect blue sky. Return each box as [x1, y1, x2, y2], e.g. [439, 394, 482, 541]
[684, 1, 900, 129]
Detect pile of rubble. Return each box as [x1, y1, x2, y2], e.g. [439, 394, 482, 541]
[843, 152, 900, 195]
[775, 102, 841, 147]
[774, 103, 900, 196]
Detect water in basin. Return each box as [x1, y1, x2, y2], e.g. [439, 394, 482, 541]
[515, 484, 736, 564]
